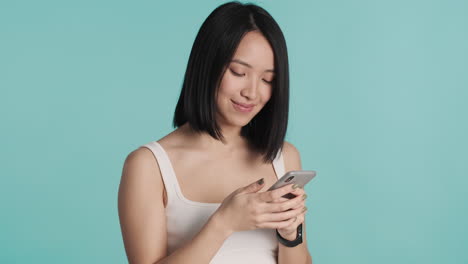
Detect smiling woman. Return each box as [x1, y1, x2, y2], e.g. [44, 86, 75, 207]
[216, 31, 275, 130]
[118, 1, 312, 264]
[172, 2, 291, 162]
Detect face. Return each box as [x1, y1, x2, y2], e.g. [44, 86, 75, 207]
[215, 30, 275, 129]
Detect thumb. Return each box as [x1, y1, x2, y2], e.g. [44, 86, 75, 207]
[239, 178, 265, 194]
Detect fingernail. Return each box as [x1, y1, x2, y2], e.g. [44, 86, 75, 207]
[302, 194, 307, 200]
[257, 178, 264, 185]
[302, 207, 308, 212]
[292, 184, 299, 189]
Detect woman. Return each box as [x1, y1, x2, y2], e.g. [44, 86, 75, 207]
[118, 2, 312, 263]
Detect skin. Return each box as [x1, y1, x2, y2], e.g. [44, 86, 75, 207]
[118, 30, 312, 264]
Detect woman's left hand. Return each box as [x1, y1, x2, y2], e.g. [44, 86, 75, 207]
[274, 187, 307, 241]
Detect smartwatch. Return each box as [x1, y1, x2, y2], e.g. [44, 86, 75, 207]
[276, 223, 303, 247]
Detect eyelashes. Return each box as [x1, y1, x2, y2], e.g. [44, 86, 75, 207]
[229, 68, 245, 77]
[229, 68, 273, 84]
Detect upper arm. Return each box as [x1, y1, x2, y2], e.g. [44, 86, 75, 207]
[282, 141, 302, 172]
[118, 147, 167, 264]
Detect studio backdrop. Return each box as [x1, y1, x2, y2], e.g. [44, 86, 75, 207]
[1, 0, 467, 263]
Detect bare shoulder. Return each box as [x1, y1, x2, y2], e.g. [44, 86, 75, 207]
[123, 147, 161, 178]
[282, 141, 302, 171]
[118, 147, 167, 263]
[120, 146, 165, 193]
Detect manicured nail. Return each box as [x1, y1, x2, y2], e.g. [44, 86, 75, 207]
[292, 184, 299, 189]
[302, 207, 308, 212]
[257, 178, 264, 185]
[302, 194, 307, 200]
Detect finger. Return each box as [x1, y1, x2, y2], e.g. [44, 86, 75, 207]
[278, 217, 298, 234]
[271, 197, 289, 203]
[264, 193, 306, 213]
[273, 187, 303, 200]
[238, 178, 265, 194]
[291, 201, 306, 210]
[290, 187, 306, 196]
[289, 212, 304, 226]
[297, 213, 305, 224]
[281, 187, 305, 199]
[295, 208, 307, 224]
[260, 206, 306, 222]
[271, 188, 306, 202]
[258, 184, 298, 202]
[277, 213, 305, 234]
[275, 186, 306, 201]
[257, 217, 296, 230]
[288, 189, 307, 205]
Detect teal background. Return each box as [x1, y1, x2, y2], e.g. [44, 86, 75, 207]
[1, 0, 467, 263]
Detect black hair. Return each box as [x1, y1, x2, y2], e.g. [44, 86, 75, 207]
[173, 1, 289, 163]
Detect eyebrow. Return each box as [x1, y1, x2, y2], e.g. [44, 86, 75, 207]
[231, 59, 275, 73]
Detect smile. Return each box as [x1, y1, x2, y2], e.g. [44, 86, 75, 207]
[231, 100, 255, 113]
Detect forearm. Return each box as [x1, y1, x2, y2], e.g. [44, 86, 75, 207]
[154, 214, 231, 264]
[277, 230, 312, 264]
[278, 243, 312, 264]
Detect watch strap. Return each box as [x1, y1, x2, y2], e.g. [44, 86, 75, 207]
[276, 223, 303, 247]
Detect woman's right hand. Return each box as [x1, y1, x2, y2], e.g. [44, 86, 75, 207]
[214, 178, 306, 234]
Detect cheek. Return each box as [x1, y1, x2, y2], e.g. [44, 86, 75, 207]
[261, 86, 273, 103]
[218, 74, 241, 96]
[216, 75, 236, 107]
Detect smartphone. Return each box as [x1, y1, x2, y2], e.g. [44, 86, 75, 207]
[267, 170, 316, 199]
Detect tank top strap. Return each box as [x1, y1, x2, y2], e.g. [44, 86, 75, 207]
[272, 148, 285, 179]
[139, 141, 178, 206]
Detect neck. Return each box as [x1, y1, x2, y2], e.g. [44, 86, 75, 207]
[179, 123, 249, 152]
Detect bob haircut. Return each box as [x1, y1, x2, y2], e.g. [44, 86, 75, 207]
[173, 1, 289, 163]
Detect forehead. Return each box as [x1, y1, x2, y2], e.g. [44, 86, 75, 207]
[231, 31, 274, 71]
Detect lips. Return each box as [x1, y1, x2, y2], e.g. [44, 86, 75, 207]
[231, 100, 255, 108]
[231, 100, 256, 112]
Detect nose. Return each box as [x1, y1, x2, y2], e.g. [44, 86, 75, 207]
[240, 78, 259, 100]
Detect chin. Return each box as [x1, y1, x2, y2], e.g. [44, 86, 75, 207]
[217, 106, 261, 128]
[220, 115, 254, 129]
[230, 119, 251, 128]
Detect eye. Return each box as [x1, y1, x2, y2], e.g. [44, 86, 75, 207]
[229, 68, 245, 77]
[262, 79, 273, 84]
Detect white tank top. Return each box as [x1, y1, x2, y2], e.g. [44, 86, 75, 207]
[140, 141, 285, 264]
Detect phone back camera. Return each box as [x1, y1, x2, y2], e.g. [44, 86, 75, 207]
[285, 176, 294, 183]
